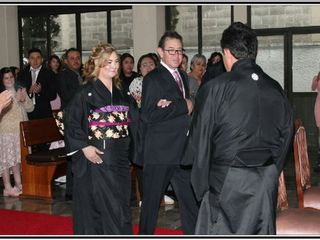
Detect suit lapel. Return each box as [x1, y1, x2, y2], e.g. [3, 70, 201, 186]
[159, 64, 185, 98]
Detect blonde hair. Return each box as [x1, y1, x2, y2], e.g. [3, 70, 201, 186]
[83, 43, 121, 89]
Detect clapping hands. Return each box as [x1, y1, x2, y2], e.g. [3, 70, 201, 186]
[0, 90, 13, 113]
[29, 82, 42, 94]
[16, 88, 27, 102]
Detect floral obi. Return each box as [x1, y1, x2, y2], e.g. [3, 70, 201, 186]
[88, 105, 131, 140]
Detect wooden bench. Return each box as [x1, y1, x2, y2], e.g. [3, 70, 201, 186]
[20, 117, 67, 201]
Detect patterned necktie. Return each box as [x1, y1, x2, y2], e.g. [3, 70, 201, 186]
[173, 70, 185, 98]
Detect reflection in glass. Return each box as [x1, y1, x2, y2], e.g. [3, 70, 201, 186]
[202, 5, 231, 60]
[51, 14, 76, 60]
[81, 12, 108, 63]
[21, 16, 48, 65]
[111, 9, 133, 55]
[256, 35, 284, 88]
[293, 34, 320, 92]
[167, 6, 198, 62]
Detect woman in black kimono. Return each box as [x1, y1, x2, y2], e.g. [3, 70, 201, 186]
[64, 43, 133, 235]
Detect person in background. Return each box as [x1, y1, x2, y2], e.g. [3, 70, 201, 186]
[57, 48, 83, 201]
[17, 48, 57, 120]
[47, 54, 62, 111]
[138, 31, 198, 235]
[179, 53, 189, 73]
[201, 51, 226, 87]
[207, 51, 223, 67]
[119, 53, 139, 93]
[64, 43, 134, 235]
[148, 52, 160, 66]
[47, 54, 62, 74]
[183, 22, 293, 235]
[57, 48, 82, 110]
[188, 54, 206, 101]
[9, 66, 20, 79]
[0, 67, 34, 197]
[311, 71, 320, 172]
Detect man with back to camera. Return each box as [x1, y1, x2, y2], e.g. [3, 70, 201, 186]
[57, 48, 82, 201]
[182, 22, 293, 235]
[138, 31, 199, 235]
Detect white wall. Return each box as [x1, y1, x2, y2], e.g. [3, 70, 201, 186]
[0, 6, 19, 68]
[233, 5, 247, 23]
[132, 6, 165, 64]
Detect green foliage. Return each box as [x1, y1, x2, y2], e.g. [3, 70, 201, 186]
[21, 15, 60, 60]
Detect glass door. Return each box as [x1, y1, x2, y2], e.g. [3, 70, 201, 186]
[256, 35, 285, 89]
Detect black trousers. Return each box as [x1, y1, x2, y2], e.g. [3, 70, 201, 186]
[139, 164, 199, 235]
[66, 156, 73, 197]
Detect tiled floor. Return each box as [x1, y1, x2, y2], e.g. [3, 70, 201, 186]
[0, 147, 319, 233]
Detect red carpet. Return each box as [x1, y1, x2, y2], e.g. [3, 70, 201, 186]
[0, 209, 182, 235]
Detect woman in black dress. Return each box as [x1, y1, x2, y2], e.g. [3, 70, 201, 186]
[64, 43, 133, 235]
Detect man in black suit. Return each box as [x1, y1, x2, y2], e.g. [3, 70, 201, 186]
[57, 48, 82, 110]
[138, 31, 199, 235]
[57, 48, 82, 201]
[17, 48, 57, 120]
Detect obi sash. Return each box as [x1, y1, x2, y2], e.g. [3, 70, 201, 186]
[88, 105, 131, 140]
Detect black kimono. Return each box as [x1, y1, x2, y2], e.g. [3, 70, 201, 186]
[64, 79, 133, 235]
[183, 59, 293, 235]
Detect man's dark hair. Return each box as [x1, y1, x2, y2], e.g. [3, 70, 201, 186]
[28, 48, 42, 58]
[65, 48, 81, 59]
[158, 31, 183, 49]
[220, 22, 258, 60]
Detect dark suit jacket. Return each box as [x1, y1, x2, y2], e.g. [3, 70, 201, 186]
[17, 65, 57, 120]
[57, 67, 81, 110]
[138, 63, 191, 165]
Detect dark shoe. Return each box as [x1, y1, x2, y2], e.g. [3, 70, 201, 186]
[65, 194, 73, 201]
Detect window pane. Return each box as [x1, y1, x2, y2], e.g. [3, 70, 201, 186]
[111, 9, 133, 55]
[81, 12, 108, 63]
[252, 5, 320, 29]
[21, 16, 47, 66]
[51, 14, 76, 59]
[202, 6, 231, 60]
[293, 33, 320, 92]
[167, 6, 198, 62]
[256, 35, 284, 88]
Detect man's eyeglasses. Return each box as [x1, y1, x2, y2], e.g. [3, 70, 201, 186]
[163, 49, 185, 55]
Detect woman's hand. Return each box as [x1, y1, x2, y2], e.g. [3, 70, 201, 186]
[16, 88, 27, 102]
[157, 99, 172, 108]
[82, 145, 104, 164]
[0, 90, 13, 113]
